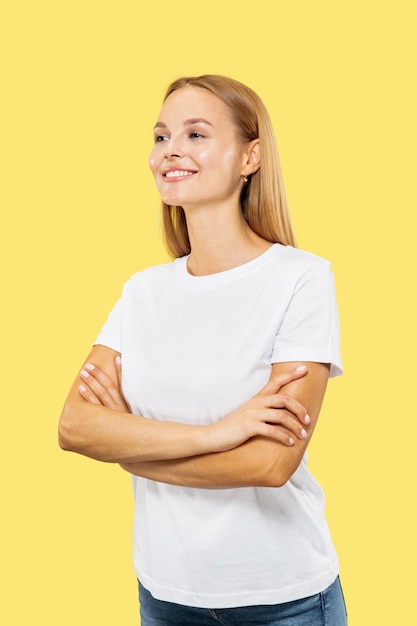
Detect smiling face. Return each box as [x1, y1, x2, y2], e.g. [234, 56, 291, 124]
[149, 87, 253, 211]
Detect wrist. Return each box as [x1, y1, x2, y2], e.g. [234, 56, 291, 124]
[197, 422, 222, 454]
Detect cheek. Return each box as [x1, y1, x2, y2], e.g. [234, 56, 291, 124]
[219, 146, 244, 177]
[194, 146, 217, 170]
[149, 147, 161, 176]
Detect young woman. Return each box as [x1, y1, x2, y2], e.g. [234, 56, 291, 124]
[59, 75, 347, 625]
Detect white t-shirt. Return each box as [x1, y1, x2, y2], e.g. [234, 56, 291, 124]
[95, 243, 343, 608]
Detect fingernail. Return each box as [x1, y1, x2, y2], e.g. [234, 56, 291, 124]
[115, 356, 121, 365]
[80, 369, 89, 378]
[301, 429, 308, 439]
[304, 414, 311, 424]
[79, 385, 87, 392]
[84, 363, 95, 371]
[288, 437, 295, 445]
[296, 365, 307, 372]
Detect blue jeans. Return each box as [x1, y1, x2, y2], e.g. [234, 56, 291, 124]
[138, 577, 348, 625]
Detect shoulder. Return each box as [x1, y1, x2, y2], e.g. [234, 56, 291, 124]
[121, 258, 179, 293]
[270, 245, 332, 285]
[275, 244, 330, 269]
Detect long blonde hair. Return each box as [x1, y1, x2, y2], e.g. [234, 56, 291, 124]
[160, 75, 296, 258]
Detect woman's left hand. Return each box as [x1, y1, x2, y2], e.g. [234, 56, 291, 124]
[78, 362, 306, 448]
[78, 356, 130, 413]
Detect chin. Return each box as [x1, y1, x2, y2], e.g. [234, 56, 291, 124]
[161, 192, 188, 207]
[162, 196, 181, 207]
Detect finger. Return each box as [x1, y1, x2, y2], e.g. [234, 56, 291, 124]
[78, 384, 102, 405]
[264, 409, 309, 440]
[115, 355, 122, 388]
[258, 366, 308, 396]
[257, 422, 296, 446]
[79, 367, 120, 409]
[82, 363, 122, 406]
[114, 355, 129, 410]
[264, 393, 310, 425]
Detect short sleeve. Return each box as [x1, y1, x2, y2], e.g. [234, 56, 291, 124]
[271, 260, 343, 377]
[93, 296, 123, 353]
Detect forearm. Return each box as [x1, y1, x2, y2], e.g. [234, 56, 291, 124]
[120, 362, 330, 487]
[59, 345, 228, 464]
[121, 436, 301, 488]
[60, 352, 313, 465]
[59, 402, 215, 464]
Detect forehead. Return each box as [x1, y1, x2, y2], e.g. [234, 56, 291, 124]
[157, 86, 234, 126]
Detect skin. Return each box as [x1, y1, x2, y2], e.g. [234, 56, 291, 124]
[149, 86, 269, 274]
[59, 85, 331, 487]
[75, 356, 329, 488]
[123, 362, 329, 488]
[59, 345, 311, 464]
[150, 87, 253, 214]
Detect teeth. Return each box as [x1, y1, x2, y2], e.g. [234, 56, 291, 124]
[165, 170, 195, 178]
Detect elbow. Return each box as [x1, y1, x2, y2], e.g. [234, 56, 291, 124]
[242, 439, 304, 488]
[257, 457, 296, 489]
[260, 470, 289, 489]
[58, 425, 74, 452]
[58, 406, 83, 453]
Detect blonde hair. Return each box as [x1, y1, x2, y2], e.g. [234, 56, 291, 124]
[160, 75, 296, 257]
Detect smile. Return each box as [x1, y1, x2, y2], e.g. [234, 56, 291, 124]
[164, 170, 197, 178]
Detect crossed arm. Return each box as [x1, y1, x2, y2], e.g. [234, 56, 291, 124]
[121, 362, 329, 488]
[59, 345, 329, 487]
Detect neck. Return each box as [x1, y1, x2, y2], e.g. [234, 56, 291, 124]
[183, 202, 272, 276]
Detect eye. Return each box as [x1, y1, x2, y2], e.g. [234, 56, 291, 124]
[154, 134, 169, 143]
[188, 132, 205, 139]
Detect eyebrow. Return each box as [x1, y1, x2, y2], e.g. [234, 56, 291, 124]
[153, 118, 214, 130]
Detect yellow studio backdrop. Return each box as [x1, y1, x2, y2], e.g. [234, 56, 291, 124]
[1, 1, 415, 624]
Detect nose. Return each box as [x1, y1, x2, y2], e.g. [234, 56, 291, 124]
[164, 135, 183, 159]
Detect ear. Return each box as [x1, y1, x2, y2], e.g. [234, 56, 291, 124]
[242, 139, 260, 177]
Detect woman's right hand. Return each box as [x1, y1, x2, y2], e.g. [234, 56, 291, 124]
[78, 355, 130, 413]
[69, 356, 309, 459]
[206, 366, 310, 453]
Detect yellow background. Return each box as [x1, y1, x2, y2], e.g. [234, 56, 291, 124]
[1, 1, 415, 624]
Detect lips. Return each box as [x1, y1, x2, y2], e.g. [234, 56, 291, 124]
[163, 169, 198, 179]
